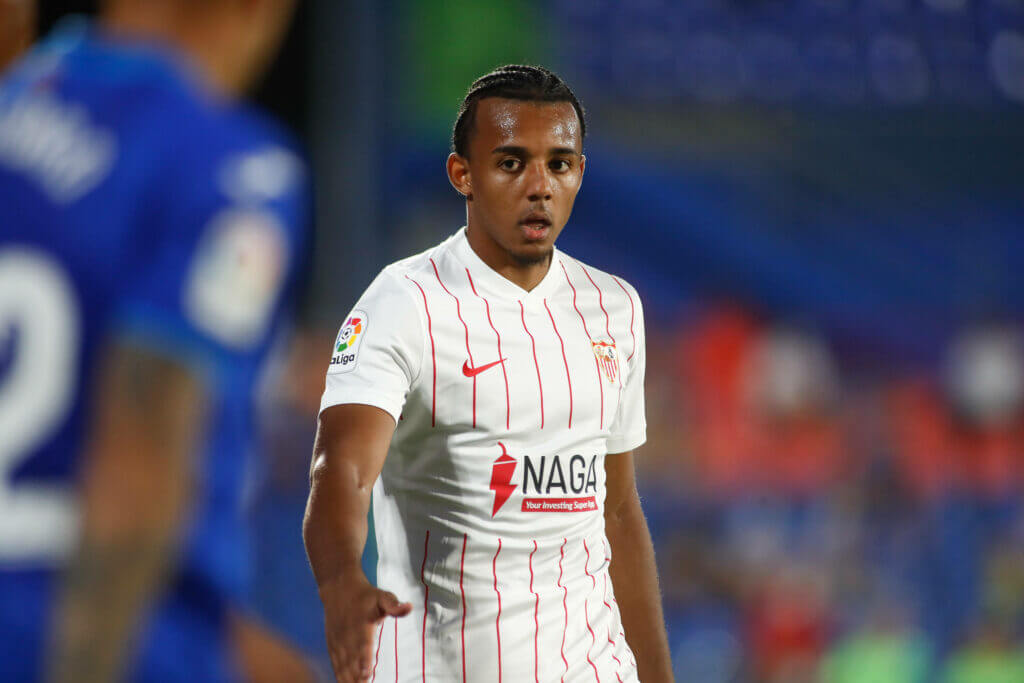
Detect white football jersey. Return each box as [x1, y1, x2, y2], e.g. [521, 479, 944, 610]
[321, 228, 646, 682]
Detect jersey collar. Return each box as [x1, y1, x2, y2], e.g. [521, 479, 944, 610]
[451, 227, 563, 302]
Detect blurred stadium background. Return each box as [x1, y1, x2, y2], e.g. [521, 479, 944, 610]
[36, 1, 1024, 681]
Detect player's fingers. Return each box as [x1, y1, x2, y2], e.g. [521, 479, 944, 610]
[377, 590, 413, 617]
[358, 638, 376, 678]
[356, 623, 377, 675]
[328, 648, 347, 682]
[345, 661, 369, 682]
[338, 625, 374, 681]
[344, 653, 367, 682]
[336, 648, 362, 683]
[326, 634, 344, 671]
[330, 633, 366, 683]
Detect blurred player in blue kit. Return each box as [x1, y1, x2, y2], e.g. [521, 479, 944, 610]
[0, 0, 314, 681]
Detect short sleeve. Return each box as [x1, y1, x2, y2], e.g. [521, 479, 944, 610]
[605, 284, 647, 454]
[319, 270, 424, 423]
[113, 131, 308, 365]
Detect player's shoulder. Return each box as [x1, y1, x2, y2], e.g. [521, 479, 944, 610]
[559, 250, 642, 303]
[200, 106, 307, 210]
[73, 20, 307, 203]
[155, 76, 306, 210]
[16, 21, 307, 208]
[378, 235, 454, 287]
[350, 235, 460, 319]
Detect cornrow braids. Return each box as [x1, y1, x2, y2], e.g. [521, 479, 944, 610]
[451, 64, 586, 157]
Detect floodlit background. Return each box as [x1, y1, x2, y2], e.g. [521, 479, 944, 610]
[38, 1, 1024, 681]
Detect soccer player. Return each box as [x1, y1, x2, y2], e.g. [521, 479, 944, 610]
[0, 0, 310, 681]
[304, 65, 674, 682]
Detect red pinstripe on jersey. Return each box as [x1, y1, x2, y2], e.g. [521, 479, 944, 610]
[371, 621, 384, 682]
[604, 540, 636, 672]
[622, 630, 636, 670]
[460, 533, 468, 682]
[558, 538, 569, 682]
[493, 538, 504, 682]
[582, 540, 601, 682]
[529, 539, 540, 683]
[602, 572, 625, 682]
[579, 261, 622, 407]
[544, 298, 573, 429]
[578, 261, 615, 345]
[601, 539, 625, 680]
[394, 618, 398, 682]
[561, 262, 604, 428]
[406, 276, 436, 427]
[467, 269, 510, 429]
[611, 276, 636, 362]
[519, 301, 544, 429]
[431, 258, 477, 427]
[421, 530, 430, 681]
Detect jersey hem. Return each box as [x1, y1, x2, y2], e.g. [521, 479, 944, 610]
[319, 390, 402, 424]
[605, 430, 646, 455]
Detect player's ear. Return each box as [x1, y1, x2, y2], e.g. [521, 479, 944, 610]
[579, 154, 586, 189]
[447, 153, 472, 200]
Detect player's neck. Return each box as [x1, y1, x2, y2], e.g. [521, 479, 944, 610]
[100, 7, 247, 98]
[464, 225, 552, 292]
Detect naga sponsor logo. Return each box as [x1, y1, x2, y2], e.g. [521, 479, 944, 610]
[328, 310, 366, 374]
[488, 444, 599, 515]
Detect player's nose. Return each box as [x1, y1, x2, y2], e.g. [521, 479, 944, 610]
[524, 160, 553, 202]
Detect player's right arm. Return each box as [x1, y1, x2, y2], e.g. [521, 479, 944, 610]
[303, 404, 412, 683]
[304, 271, 424, 682]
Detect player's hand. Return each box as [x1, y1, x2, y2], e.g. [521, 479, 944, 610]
[320, 574, 412, 682]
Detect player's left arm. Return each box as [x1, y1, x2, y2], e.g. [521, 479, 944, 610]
[46, 342, 206, 683]
[229, 609, 320, 683]
[604, 450, 674, 682]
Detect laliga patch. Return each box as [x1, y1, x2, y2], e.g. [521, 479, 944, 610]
[328, 310, 366, 374]
[591, 340, 620, 384]
[183, 208, 288, 350]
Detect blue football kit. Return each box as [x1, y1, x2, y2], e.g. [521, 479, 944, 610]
[0, 20, 308, 681]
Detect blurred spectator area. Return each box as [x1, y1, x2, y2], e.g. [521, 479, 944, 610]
[552, 0, 1024, 108]
[641, 308, 1024, 683]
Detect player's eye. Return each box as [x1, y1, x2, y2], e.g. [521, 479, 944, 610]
[499, 158, 522, 172]
[549, 159, 571, 172]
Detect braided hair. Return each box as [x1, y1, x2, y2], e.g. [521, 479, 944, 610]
[451, 65, 586, 157]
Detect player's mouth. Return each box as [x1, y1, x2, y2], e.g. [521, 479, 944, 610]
[519, 212, 552, 241]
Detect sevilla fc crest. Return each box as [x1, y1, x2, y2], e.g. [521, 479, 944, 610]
[591, 340, 619, 384]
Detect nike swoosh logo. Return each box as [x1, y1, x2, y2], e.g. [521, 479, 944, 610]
[462, 358, 506, 377]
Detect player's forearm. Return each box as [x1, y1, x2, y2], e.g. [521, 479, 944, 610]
[47, 531, 183, 683]
[48, 346, 201, 683]
[606, 494, 674, 682]
[303, 405, 397, 592]
[303, 452, 374, 589]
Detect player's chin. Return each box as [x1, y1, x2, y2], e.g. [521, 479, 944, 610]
[510, 242, 553, 267]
